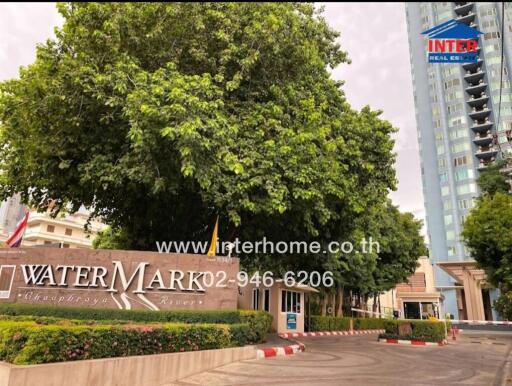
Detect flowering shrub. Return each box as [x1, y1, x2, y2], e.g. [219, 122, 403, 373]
[0, 305, 272, 344]
[0, 321, 250, 365]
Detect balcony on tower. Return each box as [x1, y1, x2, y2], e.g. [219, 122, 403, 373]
[467, 93, 489, 108]
[465, 81, 487, 95]
[469, 106, 491, 121]
[478, 159, 495, 170]
[464, 69, 485, 85]
[471, 119, 493, 133]
[457, 11, 476, 25]
[454, 3, 474, 15]
[475, 145, 499, 159]
[472, 131, 493, 146]
[462, 58, 483, 72]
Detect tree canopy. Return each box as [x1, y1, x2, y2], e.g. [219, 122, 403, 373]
[0, 3, 424, 302]
[0, 3, 395, 247]
[462, 161, 512, 319]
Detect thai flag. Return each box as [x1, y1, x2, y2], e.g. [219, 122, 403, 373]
[5, 211, 29, 248]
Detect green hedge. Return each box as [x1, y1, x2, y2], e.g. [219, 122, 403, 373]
[0, 304, 242, 324]
[381, 320, 448, 342]
[239, 310, 272, 343]
[0, 320, 251, 365]
[352, 317, 388, 330]
[310, 316, 350, 331]
[0, 304, 271, 343]
[310, 316, 388, 332]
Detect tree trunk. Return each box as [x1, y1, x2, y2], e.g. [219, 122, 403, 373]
[336, 287, 344, 317]
[321, 295, 327, 316]
[362, 295, 368, 318]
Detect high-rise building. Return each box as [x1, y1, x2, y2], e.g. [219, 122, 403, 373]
[406, 2, 512, 320]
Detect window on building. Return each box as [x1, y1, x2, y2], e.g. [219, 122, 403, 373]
[263, 289, 270, 312]
[449, 129, 468, 140]
[252, 288, 260, 310]
[447, 103, 464, 115]
[457, 183, 477, 195]
[479, 6, 496, 17]
[439, 172, 448, 183]
[444, 78, 460, 89]
[455, 168, 474, 181]
[438, 158, 447, 169]
[281, 290, 301, 314]
[458, 199, 473, 209]
[46, 225, 55, 233]
[443, 66, 458, 77]
[447, 246, 456, 256]
[444, 214, 453, 226]
[44, 240, 52, 245]
[481, 19, 498, 30]
[449, 116, 466, 127]
[62, 243, 70, 248]
[451, 142, 470, 153]
[485, 43, 501, 55]
[441, 186, 450, 196]
[446, 230, 455, 240]
[443, 200, 452, 211]
[484, 31, 501, 40]
[65, 228, 73, 236]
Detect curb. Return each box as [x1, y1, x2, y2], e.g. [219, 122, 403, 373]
[279, 329, 385, 339]
[256, 343, 305, 359]
[378, 338, 448, 347]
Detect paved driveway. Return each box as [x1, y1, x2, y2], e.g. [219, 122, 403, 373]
[173, 332, 512, 386]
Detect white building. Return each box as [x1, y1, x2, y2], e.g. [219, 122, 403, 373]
[23, 209, 106, 249]
[0, 196, 106, 248]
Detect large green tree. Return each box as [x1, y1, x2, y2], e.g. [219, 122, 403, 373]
[0, 2, 396, 257]
[462, 162, 512, 319]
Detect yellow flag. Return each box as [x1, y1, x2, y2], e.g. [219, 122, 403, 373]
[207, 216, 219, 257]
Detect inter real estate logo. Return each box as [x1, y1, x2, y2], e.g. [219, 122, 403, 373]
[422, 19, 482, 63]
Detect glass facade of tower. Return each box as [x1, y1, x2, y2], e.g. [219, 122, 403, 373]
[406, 2, 512, 319]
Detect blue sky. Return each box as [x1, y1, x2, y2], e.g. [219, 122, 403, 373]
[0, 2, 425, 228]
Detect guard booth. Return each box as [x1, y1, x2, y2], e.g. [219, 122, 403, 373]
[238, 280, 318, 334]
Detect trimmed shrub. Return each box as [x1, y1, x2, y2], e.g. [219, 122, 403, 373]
[0, 305, 272, 343]
[239, 310, 272, 343]
[310, 316, 350, 331]
[0, 304, 241, 324]
[353, 317, 388, 330]
[310, 316, 388, 332]
[0, 321, 245, 365]
[381, 320, 448, 342]
[228, 323, 250, 346]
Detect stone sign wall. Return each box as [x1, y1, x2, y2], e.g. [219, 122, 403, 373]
[0, 248, 239, 311]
